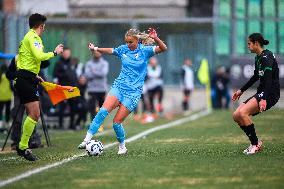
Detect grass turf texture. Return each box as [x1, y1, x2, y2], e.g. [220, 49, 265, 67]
[0, 110, 284, 189]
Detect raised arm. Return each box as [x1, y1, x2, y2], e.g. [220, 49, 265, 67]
[88, 43, 113, 55]
[148, 28, 167, 54]
[28, 38, 63, 61]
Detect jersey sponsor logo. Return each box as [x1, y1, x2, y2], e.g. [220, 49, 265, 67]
[34, 42, 42, 49]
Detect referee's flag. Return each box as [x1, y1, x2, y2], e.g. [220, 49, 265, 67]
[197, 59, 212, 109]
[41, 82, 80, 105]
[197, 58, 210, 85]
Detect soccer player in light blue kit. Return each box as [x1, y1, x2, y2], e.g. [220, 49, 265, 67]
[78, 28, 167, 154]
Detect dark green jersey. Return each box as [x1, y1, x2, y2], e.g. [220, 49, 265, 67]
[240, 49, 280, 100]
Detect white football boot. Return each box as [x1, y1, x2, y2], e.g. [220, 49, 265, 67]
[78, 132, 93, 149]
[117, 144, 128, 155]
[78, 141, 87, 149]
[243, 140, 263, 155]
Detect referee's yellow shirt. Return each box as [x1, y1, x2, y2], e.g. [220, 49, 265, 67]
[17, 29, 54, 75]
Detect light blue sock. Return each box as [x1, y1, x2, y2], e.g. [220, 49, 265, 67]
[88, 107, 109, 135]
[113, 123, 125, 143]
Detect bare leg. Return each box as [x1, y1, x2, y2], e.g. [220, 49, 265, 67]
[232, 97, 260, 146]
[236, 98, 259, 126]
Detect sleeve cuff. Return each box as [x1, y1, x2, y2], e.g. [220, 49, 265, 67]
[153, 46, 156, 54]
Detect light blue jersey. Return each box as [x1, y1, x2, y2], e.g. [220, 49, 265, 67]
[108, 43, 156, 111]
[112, 43, 156, 98]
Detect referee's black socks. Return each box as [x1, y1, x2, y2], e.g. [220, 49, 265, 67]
[240, 124, 258, 145]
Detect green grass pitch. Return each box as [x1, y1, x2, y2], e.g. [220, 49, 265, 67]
[1, 110, 284, 189]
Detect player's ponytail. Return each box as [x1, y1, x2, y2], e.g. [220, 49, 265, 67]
[125, 28, 155, 45]
[263, 39, 269, 45]
[248, 33, 269, 47]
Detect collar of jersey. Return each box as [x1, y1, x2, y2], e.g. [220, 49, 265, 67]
[126, 43, 141, 53]
[30, 29, 39, 38]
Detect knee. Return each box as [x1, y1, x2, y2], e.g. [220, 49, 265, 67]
[29, 112, 40, 122]
[232, 110, 240, 122]
[113, 118, 123, 124]
[238, 108, 248, 119]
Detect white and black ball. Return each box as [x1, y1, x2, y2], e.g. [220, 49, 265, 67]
[86, 140, 104, 156]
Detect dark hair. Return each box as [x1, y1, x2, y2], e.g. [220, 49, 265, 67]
[248, 33, 269, 47]
[29, 13, 47, 29]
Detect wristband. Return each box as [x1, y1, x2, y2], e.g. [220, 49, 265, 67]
[93, 47, 98, 51]
[53, 51, 57, 56]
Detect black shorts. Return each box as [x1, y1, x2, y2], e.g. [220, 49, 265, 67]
[243, 93, 279, 116]
[14, 70, 39, 104]
[183, 89, 192, 96]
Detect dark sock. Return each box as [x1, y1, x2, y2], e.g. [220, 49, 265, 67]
[240, 124, 258, 145]
[182, 101, 188, 111]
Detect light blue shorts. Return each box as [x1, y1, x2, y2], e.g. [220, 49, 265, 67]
[108, 87, 141, 112]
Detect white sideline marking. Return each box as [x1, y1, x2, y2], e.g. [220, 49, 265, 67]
[0, 129, 113, 161]
[0, 109, 211, 187]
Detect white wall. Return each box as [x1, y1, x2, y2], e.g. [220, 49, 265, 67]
[17, 0, 69, 16]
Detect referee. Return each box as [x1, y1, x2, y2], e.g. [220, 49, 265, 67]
[15, 13, 63, 161]
[232, 33, 280, 155]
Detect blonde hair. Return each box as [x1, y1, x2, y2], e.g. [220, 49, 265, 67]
[125, 28, 155, 45]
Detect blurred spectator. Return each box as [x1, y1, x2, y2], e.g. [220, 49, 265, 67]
[6, 57, 25, 148]
[0, 63, 12, 132]
[53, 47, 78, 129]
[84, 51, 109, 119]
[5, 57, 48, 149]
[181, 58, 194, 112]
[133, 84, 153, 123]
[72, 57, 84, 78]
[212, 66, 230, 109]
[71, 57, 88, 129]
[73, 75, 88, 129]
[146, 57, 164, 116]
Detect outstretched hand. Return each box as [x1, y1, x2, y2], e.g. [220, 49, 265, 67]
[148, 28, 158, 39]
[88, 43, 98, 51]
[54, 44, 64, 55]
[232, 90, 243, 101]
[259, 99, 267, 112]
[88, 43, 95, 50]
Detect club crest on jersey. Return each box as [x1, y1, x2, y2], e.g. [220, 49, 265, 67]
[258, 70, 264, 76]
[34, 42, 42, 49]
[135, 53, 139, 59]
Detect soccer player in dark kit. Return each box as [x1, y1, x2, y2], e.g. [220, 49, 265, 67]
[232, 33, 280, 155]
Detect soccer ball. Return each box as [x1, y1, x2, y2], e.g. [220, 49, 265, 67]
[86, 140, 104, 156]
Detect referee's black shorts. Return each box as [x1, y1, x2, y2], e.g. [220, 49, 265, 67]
[14, 70, 39, 104]
[243, 93, 279, 116]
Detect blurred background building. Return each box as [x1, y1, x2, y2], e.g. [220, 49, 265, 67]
[0, 0, 283, 111]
